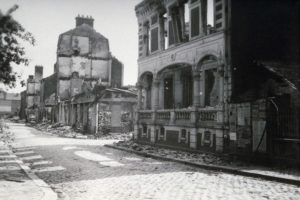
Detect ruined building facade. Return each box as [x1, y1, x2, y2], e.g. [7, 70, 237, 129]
[55, 16, 124, 132]
[134, 0, 300, 163]
[24, 66, 43, 121]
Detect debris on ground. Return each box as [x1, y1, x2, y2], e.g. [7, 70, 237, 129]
[31, 121, 133, 141]
[0, 120, 14, 146]
[113, 140, 300, 178]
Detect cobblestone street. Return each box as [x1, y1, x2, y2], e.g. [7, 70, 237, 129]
[8, 123, 300, 200]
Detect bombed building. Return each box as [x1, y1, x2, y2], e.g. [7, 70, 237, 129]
[24, 66, 43, 122]
[134, 0, 300, 163]
[54, 15, 127, 132]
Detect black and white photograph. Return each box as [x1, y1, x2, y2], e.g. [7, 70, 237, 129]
[0, 0, 299, 199]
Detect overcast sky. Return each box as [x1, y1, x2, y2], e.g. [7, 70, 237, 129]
[1, 0, 214, 93]
[1, 0, 141, 92]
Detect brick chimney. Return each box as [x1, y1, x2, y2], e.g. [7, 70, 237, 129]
[75, 15, 94, 28]
[34, 65, 43, 81]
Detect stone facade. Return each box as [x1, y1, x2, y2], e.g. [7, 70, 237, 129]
[134, 0, 300, 162]
[135, 0, 228, 153]
[53, 16, 127, 133]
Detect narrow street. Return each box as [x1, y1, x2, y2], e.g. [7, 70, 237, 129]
[5, 122, 299, 200]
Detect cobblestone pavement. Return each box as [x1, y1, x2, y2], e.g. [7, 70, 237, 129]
[8, 123, 300, 200]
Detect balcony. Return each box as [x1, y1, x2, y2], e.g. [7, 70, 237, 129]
[138, 31, 225, 78]
[138, 107, 223, 128]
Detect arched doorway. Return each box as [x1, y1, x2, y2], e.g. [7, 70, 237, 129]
[139, 72, 153, 110]
[158, 64, 193, 109]
[197, 55, 219, 107]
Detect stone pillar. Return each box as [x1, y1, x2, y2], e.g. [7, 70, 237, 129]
[217, 65, 225, 125]
[218, 65, 225, 107]
[193, 71, 201, 107]
[136, 83, 143, 110]
[150, 125, 156, 143]
[199, 71, 205, 107]
[152, 78, 160, 110]
[159, 15, 165, 50]
[215, 129, 224, 152]
[190, 128, 197, 149]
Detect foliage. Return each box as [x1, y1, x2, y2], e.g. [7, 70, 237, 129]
[0, 5, 35, 88]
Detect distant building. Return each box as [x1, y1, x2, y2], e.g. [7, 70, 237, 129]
[39, 73, 57, 122]
[0, 89, 21, 117]
[24, 65, 43, 122]
[134, 0, 300, 164]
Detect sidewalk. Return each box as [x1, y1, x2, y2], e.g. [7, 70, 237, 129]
[105, 141, 300, 186]
[0, 121, 57, 200]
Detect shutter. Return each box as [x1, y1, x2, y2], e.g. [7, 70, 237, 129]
[191, 7, 200, 37]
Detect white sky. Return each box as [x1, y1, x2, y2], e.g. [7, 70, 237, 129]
[1, 0, 213, 93]
[1, 0, 141, 92]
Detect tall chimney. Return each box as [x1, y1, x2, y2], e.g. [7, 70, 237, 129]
[34, 65, 43, 81]
[75, 15, 94, 28]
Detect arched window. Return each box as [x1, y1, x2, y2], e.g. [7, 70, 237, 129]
[198, 55, 219, 107]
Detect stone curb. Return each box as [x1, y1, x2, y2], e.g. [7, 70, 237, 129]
[6, 147, 58, 200]
[105, 144, 300, 187]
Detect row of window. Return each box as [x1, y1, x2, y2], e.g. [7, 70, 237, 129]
[139, 0, 219, 57]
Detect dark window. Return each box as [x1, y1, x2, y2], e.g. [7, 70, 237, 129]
[160, 127, 165, 136]
[216, 13, 222, 20]
[159, 127, 165, 140]
[191, 0, 198, 4]
[168, 20, 175, 46]
[182, 70, 193, 108]
[205, 69, 219, 106]
[143, 125, 147, 133]
[181, 129, 187, 139]
[191, 7, 200, 37]
[216, 4, 222, 11]
[216, 23, 222, 29]
[151, 27, 159, 52]
[151, 15, 158, 25]
[164, 77, 174, 109]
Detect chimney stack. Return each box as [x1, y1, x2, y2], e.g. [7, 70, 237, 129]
[75, 15, 94, 28]
[34, 65, 43, 81]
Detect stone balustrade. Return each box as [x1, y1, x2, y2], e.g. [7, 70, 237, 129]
[157, 110, 171, 120]
[139, 111, 152, 120]
[198, 109, 218, 121]
[175, 110, 191, 120]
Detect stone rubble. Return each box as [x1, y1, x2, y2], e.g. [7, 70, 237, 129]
[0, 120, 14, 146]
[32, 122, 132, 141]
[113, 140, 300, 178]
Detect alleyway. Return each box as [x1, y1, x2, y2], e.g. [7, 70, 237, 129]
[8, 123, 300, 200]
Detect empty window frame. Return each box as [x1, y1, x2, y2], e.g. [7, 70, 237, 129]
[159, 127, 165, 140]
[190, 1, 200, 37]
[150, 14, 159, 53]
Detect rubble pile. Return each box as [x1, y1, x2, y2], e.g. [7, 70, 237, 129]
[114, 140, 247, 167]
[0, 120, 14, 146]
[32, 121, 133, 140]
[96, 111, 111, 137]
[33, 122, 88, 139]
[100, 132, 133, 141]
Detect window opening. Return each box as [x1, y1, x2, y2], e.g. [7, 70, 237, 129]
[164, 76, 174, 109]
[181, 70, 193, 108]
